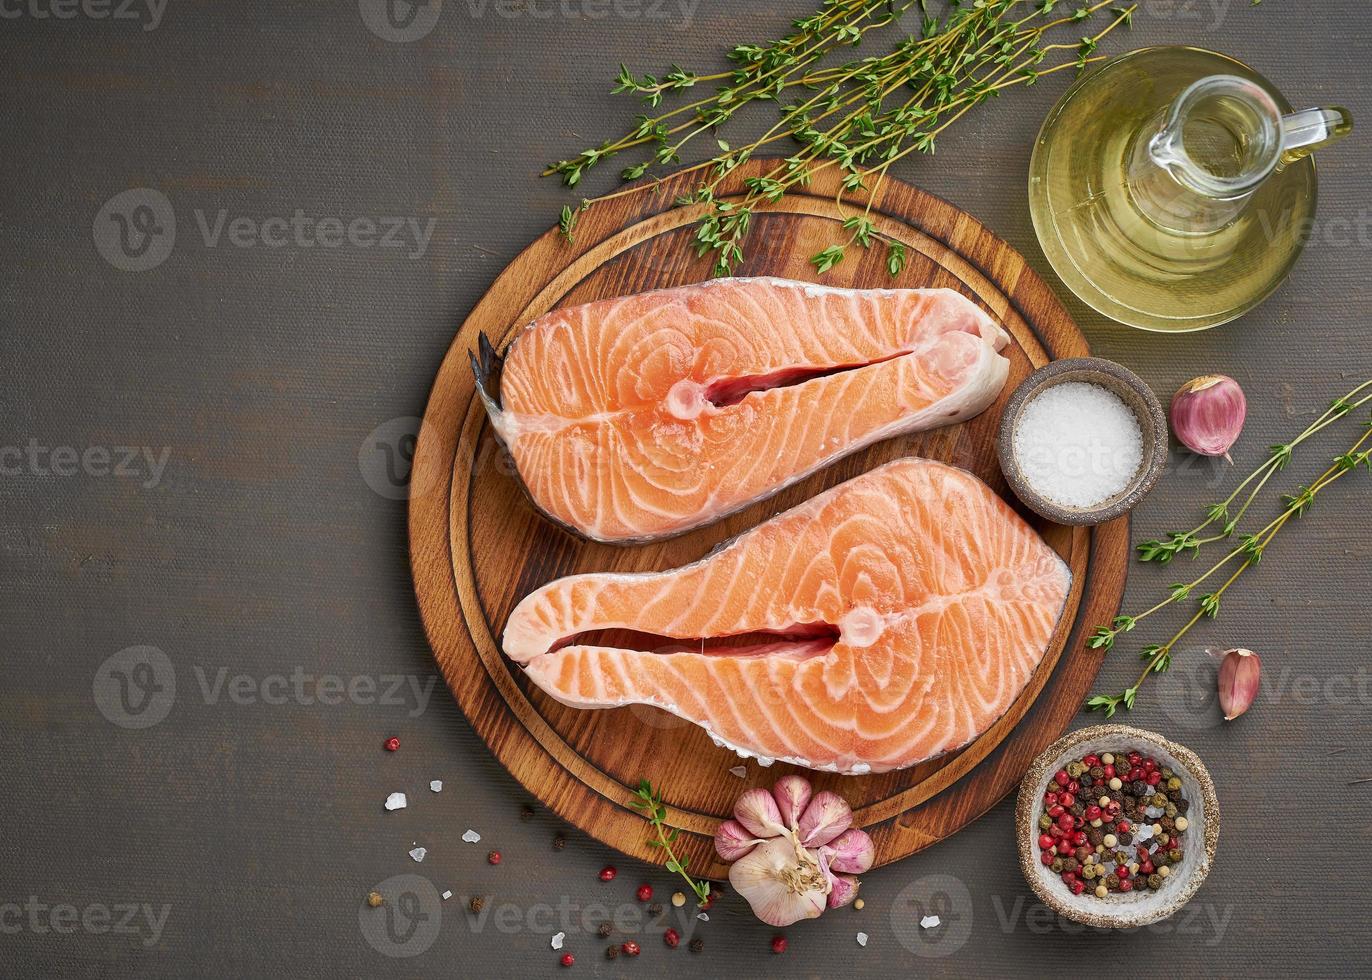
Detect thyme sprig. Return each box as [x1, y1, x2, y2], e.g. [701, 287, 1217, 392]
[547, 0, 1139, 276]
[1135, 378, 1372, 564]
[631, 780, 713, 905]
[1086, 423, 1372, 717]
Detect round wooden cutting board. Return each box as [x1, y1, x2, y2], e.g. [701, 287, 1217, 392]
[410, 159, 1129, 878]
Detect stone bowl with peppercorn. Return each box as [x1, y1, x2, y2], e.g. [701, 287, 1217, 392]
[1015, 724, 1219, 928]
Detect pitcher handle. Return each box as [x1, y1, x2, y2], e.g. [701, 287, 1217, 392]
[1278, 106, 1353, 168]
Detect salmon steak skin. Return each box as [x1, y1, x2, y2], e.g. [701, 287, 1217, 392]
[473, 276, 1011, 544]
[503, 458, 1071, 774]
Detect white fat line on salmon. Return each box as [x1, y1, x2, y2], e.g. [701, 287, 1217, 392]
[492, 327, 1005, 442]
[525, 572, 1062, 663]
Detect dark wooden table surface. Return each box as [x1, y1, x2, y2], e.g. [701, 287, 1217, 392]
[3, 2, 1369, 977]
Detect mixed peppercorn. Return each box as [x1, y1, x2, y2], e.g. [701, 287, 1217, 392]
[1036, 749, 1191, 899]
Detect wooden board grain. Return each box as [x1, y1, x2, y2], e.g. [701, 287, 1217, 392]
[409, 158, 1129, 879]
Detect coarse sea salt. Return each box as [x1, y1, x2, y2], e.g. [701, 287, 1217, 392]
[462, 829, 482, 843]
[384, 792, 407, 811]
[1013, 381, 1143, 509]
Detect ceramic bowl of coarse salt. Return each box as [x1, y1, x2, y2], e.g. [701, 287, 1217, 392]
[996, 357, 1167, 525]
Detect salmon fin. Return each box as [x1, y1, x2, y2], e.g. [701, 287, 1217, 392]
[470, 331, 506, 428]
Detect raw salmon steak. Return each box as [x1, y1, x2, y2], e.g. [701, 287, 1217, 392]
[503, 458, 1071, 774]
[473, 277, 1010, 543]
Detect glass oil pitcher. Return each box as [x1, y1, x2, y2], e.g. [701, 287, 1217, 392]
[1029, 47, 1351, 332]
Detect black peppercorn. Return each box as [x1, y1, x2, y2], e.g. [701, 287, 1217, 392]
[1117, 832, 1133, 846]
[689, 937, 704, 953]
[1131, 780, 1149, 796]
[469, 897, 485, 913]
[648, 903, 664, 918]
[520, 805, 535, 821]
[606, 945, 619, 960]
[1062, 858, 1079, 874]
[1147, 873, 1163, 890]
[597, 923, 612, 938]
[552, 834, 566, 850]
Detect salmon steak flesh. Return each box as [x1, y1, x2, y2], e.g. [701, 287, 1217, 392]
[473, 277, 1011, 543]
[503, 458, 1072, 774]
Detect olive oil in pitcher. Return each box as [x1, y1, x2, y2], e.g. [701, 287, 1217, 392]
[1029, 47, 1351, 332]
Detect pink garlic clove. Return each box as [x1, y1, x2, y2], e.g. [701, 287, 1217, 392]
[771, 775, 813, 831]
[797, 790, 853, 847]
[728, 837, 828, 927]
[826, 874, 861, 909]
[820, 828, 875, 874]
[714, 818, 765, 862]
[733, 787, 787, 838]
[1218, 647, 1261, 720]
[1170, 374, 1246, 461]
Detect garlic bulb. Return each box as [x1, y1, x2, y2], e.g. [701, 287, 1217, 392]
[729, 837, 829, 927]
[1170, 375, 1246, 461]
[712, 776, 874, 927]
[1217, 647, 1261, 720]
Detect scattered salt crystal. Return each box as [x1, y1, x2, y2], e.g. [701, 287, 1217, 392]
[1013, 381, 1144, 508]
[1135, 824, 1155, 842]
[551, 932, 565, 950]
[1145, 806, 1164, 818]
[462, 829, 481, 843]
[409, 847, 427, 862]
[729, 766, 747, 779]
[442, 890, 452, 901]
[430, 780, 443, 793]
[856, 932, 868, 947]
[920, 914, 941, 929]
[384, 792, 407, 811]
[697, 912, 709, 921]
